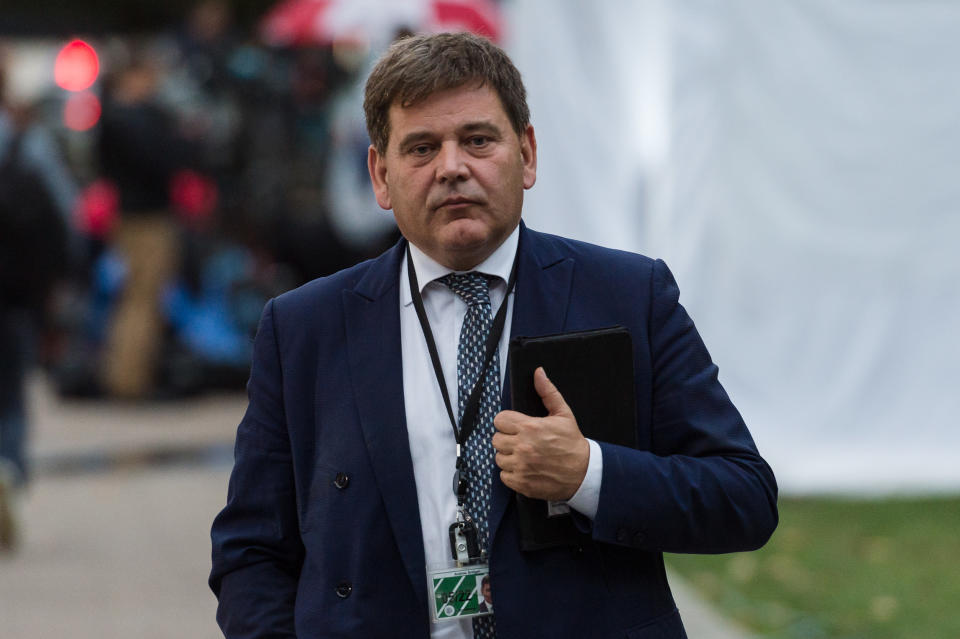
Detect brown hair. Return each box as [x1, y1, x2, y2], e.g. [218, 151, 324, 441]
[364, 32, 530, 154]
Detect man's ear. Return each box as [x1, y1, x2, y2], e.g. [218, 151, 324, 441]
[520, 124, 537, 190]
[368, 145, 392, 210]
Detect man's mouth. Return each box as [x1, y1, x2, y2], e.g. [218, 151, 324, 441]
[437, 197, 477, 209]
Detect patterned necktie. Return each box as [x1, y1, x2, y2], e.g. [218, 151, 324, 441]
[440, 272, 499, 639]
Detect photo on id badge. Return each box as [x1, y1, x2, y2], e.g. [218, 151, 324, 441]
[429, 564, 493, 621]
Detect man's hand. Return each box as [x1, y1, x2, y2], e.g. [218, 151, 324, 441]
[492, 367, 590, 501]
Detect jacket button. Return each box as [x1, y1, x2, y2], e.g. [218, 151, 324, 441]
[633, 531, 646, 545]
[616, 528, 628, 543]
[334, 472, 350, 489]
[335, 581, 353, 598]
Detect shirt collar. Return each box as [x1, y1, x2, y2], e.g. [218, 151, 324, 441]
[401, 224, 520, 307]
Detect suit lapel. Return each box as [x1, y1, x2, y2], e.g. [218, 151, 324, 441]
[342, 240, 427, 607]
[490, 225, 575, 540]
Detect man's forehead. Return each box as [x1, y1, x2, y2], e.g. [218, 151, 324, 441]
[386, 84, 509, 133]
[395, 78, 488, 109]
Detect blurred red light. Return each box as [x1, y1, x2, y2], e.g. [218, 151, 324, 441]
[63, 92, 102, 131]
[170, 170, 219, 226]
[55, 40, 100, 92]
[74, 179, 119, 237]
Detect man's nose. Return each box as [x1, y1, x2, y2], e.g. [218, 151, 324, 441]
[436, 142, 470, 182]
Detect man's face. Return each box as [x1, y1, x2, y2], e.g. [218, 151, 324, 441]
[481, 581, 491, 603]
[368, 84, 537, 271]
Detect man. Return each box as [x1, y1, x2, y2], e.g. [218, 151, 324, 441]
[98, 56, 189, 399]
[1, 60, 76, 552]
[210, 33, 777, 639]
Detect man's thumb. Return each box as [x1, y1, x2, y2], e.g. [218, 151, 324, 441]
[534, 367, 569, 416]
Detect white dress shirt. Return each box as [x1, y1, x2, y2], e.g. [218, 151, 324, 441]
[399, 226, 602, 638]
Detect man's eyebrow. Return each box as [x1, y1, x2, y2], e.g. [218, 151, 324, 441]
[461, 121, 502, 135]
[397, 130, 434, 151]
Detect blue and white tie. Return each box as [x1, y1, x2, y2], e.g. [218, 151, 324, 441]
[441, 272, 499, 639]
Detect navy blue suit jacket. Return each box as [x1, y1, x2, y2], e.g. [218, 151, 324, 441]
[210, 224, 778, 638]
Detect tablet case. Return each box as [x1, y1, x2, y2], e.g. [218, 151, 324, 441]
[508, 326, 636, 550]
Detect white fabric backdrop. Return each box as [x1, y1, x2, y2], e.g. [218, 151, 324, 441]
[507, 0, 960, 493]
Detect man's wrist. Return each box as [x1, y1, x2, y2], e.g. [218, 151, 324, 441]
[565, 438, 602, 519]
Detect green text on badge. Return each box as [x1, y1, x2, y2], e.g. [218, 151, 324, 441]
[431, 568, 486, 619]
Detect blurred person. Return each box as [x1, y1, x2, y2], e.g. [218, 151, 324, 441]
[97, 52, 191, 399]
[0, 59, 74, 551]
[176, 0, 240, 93]
[163, 0, 245, 187]
[210, 33, 777, 638]
[324, 35, 403, 256]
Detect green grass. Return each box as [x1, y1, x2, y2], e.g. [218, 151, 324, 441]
[666, 496, 960, 639]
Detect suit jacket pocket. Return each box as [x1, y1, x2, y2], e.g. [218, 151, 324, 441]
[624, 608, 687, 639]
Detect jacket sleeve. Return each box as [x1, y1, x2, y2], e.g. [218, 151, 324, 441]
[590, 259, 778, 554]
[209, 299, 304, 638]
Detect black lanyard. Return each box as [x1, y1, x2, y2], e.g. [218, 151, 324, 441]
[406, 245, 519, 496]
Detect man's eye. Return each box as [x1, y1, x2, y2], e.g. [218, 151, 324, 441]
[468, 136, 490, 147]
[410, 144, 432, 156]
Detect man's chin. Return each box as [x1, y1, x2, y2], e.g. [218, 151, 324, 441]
[435, 234, 498, 270]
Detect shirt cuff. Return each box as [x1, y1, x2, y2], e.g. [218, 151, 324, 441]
[565, 438, 602, 520]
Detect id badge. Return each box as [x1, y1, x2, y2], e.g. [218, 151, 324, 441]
[427, 563, 492, 622]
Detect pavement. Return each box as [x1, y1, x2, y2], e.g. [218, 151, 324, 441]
[0, 376, 752, 638]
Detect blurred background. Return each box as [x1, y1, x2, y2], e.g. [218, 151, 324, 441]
[1, 1, 958, 638]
